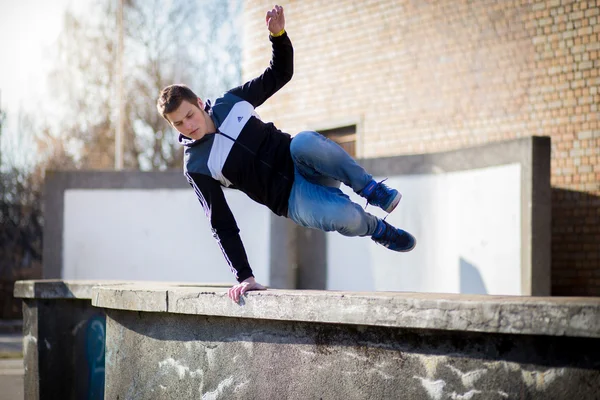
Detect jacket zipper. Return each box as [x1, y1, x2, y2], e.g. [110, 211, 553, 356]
[217, 130, 291, 183]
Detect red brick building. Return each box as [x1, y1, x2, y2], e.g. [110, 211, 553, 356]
[243, 0, 599, 296]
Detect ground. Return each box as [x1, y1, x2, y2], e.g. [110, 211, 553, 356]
[0, 332, 23, 400]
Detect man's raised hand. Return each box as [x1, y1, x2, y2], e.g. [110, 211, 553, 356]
[266, 5, 285, 35]
[228, 276, 266, 303]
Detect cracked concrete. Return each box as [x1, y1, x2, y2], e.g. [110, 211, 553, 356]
[14, 280, 600, 399]
[104, 309, 600, 400]
[91, 283, 600, 338]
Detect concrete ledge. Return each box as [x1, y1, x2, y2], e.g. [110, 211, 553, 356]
[17, 280, 600, 399]
[14, 280, 127, 300]
[13, 280, 230, 300]
[92, 284, 600, 338]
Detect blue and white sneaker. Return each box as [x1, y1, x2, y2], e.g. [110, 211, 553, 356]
[359, 179, 402, 213]
[371, 219, 416, 252]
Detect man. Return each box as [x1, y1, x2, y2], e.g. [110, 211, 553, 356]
[157, 5, 416, 303]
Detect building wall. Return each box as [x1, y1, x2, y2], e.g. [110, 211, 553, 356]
[62, 189, 270, 284]
[45, 135, 549, 296]
[242, 0, 600, 296]
[42, 171, 272, 286]
[327, 164, 522, 295]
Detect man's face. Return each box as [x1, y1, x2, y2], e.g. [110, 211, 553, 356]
[166, 98, 212, 141]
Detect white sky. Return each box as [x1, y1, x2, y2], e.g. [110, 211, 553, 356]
[0, 0, 76, 167]
[0, 0, 75, 111]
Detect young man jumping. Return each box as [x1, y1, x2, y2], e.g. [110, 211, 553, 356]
[157, 4, 416, 303]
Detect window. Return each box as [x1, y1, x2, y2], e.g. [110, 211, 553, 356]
[319, 125, 357, 158]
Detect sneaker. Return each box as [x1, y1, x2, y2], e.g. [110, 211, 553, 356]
[359, 179, 402, 213]
[371, 219, 416, 252]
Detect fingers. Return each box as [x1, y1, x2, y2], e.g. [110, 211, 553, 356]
[239, 283, 250, 299]
[228, 283, 244, 303]
[228, 282, 251, 303]
[270, 5, 283, 18]
[227, 282, 268, 303]
[265, 5, 284, 23]
[227, 285, 236, 302]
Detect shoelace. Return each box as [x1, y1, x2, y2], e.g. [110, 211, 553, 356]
[374, 219, 396, 247]
[363, 178, 390, 211]
[373, 216, 393, 240]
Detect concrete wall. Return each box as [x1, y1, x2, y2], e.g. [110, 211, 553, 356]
[94, 283, 600, 400]
[15, 280, 600, 399]
[44, 137, 550, 295]
[104, 309, 600, 400]
[15, 281, 110, 400]
[63, 189, 270, 283]
[300, 136, 551, 295]
[44, 171, 271, 285]
[328, 164, 522, 294]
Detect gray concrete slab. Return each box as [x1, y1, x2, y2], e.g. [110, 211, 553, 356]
[104, 308, 600, 400]
[92, 283, 600, 338]
[14, 280, 230, 299]
[14, 280, 136, 299]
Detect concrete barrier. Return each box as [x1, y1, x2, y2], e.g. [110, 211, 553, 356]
[91, 283, 600, 400]
[42, 136, 551, 296]
[15, 280, 600, 399]
[13, 280, 114, 400]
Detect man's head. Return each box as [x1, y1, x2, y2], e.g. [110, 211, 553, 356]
[157, 84, 214, 141]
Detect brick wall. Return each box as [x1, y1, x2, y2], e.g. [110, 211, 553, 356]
[243, 0, 600, 296]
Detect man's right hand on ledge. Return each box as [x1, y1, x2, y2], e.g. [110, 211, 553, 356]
[228, 276, 266, 303]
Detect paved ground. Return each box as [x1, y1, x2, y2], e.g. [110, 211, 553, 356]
[0, 361, 24, 400]
[0, 334, 24, 400]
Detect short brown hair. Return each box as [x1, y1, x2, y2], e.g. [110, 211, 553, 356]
[156, 84, 200, 122]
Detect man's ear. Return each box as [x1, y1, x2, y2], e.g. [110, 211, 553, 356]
[197, 97, 204, 110]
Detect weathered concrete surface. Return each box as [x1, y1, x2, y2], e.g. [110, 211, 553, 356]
[15, 281, 116, 400]
[92, 284, 600, 338]
[14, 280, 127, 300]
[13, 280, 231, 400]
[14, 280, 229, 300]
[21, 298, 105, 400]
[15, 280, 600, 399]
[104, 309, 600, 400]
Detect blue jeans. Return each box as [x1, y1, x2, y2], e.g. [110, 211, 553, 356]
[287, 131, 379, 237]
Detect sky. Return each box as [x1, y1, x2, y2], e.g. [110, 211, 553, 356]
[0, 0, 240, 170]
[0, 0, 75, 167]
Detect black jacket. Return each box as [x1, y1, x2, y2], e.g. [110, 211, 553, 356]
[182, 32, 294, 282]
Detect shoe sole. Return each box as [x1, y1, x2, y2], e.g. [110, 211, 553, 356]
[384, 192, 402, 213]
[373, 230, 417, 252]
[398, 236, 417, 252]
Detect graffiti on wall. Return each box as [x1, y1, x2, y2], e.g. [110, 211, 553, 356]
[85, 314, 105, 400]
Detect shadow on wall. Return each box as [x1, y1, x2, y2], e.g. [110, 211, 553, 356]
[460, 257, 488, 295]
[297, 226, 327, 290]
[551, 188, 600, 297]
